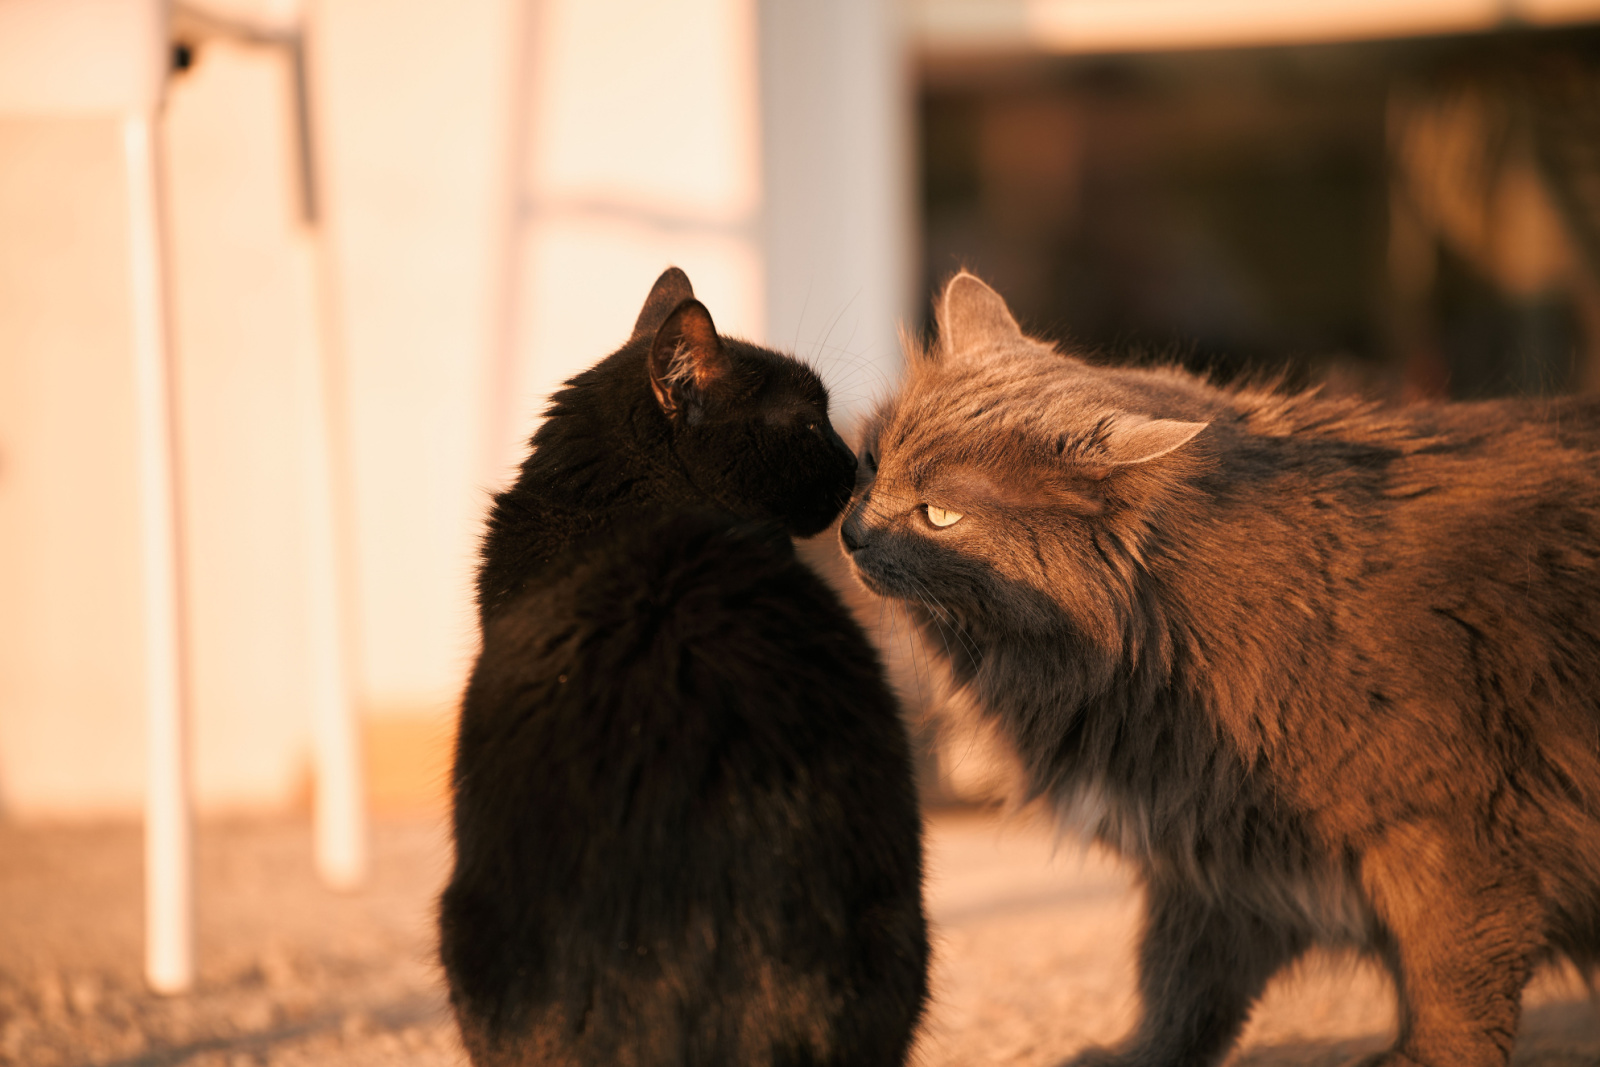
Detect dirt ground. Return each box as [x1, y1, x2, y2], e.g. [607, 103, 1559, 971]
[1, 809, 1596, 1067]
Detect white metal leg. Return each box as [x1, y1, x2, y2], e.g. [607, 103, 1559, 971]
[124, 109, 195, 996]
[302, 240, 366, 890]
[296, 13, 367, 889]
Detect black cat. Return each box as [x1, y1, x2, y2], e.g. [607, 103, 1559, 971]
[441, 269, 928, 1067]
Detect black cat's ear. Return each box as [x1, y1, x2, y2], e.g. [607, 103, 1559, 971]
[1100, 416, 1209, 467]
[937, 271, 1025, 362]
[631, 267, 695, 341]
[648, 299, 731, 422]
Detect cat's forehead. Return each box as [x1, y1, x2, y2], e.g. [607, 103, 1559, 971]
[866, 351, 1219, 496]
[729, 340, 829, 406]
[863, 369, 1019, 490]
[880, 355, 1099, 452]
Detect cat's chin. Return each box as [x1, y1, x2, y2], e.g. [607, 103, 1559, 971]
[845, 557, 902, 601]
[843, 555, 884, 594]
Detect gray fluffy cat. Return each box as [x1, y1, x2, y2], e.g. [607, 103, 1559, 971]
[841, 271, 1600, 1067]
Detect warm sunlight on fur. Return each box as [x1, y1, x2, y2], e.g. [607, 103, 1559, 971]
[842, 269, 1600, 1067]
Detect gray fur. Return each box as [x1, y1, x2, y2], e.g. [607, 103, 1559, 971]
[841, 271, 1600, 1067]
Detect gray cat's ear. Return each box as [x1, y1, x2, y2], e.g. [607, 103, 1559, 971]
[648, 298, 730, 422]
[938, 271, 1025, 360]
[632, 266, 695, 341]
[1100, 416, 1209, 466]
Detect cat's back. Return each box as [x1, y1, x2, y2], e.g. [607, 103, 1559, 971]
[445, 512, 926, 1067]
[1362, 395, 1600, 558]
[1266, 394, 1600, 768]
[455, 509, 910, 868]
[1223, 389, 1600, 537]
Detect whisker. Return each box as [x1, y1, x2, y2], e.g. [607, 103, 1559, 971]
[905, 576, 982, 668]
[812, 290, 864, 367]
[896, 600, 934, 711]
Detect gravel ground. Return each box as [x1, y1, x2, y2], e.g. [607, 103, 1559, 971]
[1, 810, 1595, 1067]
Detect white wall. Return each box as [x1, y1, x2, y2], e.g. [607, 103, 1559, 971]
[0, 0, 911, 818]
[0, 0, 521, 817]
[311, 0, 517, 719]
[0, 117, 150, 817]
[759, 0, 913, 432]
[163, 38, 323, 812]
[495, 0, 766, 481]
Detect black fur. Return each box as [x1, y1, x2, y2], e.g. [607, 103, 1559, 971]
[843, 271, 1600, 1067]
[442, 269, 929, 1066]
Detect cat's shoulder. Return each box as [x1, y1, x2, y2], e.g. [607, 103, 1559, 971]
[1223, 381, 1600, 446]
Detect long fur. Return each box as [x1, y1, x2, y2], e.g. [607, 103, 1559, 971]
[444, 269, 928, 1067]
[843, 271, 1600, 1067]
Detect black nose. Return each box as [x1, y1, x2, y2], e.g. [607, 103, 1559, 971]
[840, 506, 870, 553]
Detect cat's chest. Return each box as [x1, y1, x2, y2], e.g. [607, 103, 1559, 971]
[1056, 778, 1375, 945]
[966, 650, 1379, 946]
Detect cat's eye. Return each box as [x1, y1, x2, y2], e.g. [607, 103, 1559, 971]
[923, 505, 964, 528]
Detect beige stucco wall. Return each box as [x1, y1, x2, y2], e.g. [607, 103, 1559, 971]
[165, 39, 326, 816]
[0, 0, 519, 818]
[314, 0, 514, 721]
[0, 0, 786, 818]
[497, 0, 766, 477]
[0, 116, 150, 817]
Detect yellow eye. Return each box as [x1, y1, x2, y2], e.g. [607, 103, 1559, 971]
[924, 505, 964, 528]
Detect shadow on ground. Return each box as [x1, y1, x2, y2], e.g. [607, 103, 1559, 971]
[0, 812, 1594, 1067]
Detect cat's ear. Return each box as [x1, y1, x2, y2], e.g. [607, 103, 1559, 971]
[648, 298, 731, 422]
[937, 271, 1025, 361]
[632, 267, 695, 341]
[1100, 416, 1209, 467]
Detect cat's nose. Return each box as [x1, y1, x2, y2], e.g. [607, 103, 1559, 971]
[840, 506, 871, 553]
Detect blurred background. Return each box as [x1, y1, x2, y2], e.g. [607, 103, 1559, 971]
[3, 0, 1600, 826]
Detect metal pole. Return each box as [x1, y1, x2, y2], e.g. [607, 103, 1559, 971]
[303, 266, 367, 891]
[294, 15, 367, 889]
[168, 1, 368, 890]
[125, 108, 195, 995]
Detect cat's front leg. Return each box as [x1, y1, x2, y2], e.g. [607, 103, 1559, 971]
[1356, 824, 1540, 1067]
[1062, 875, 1304, 1067]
